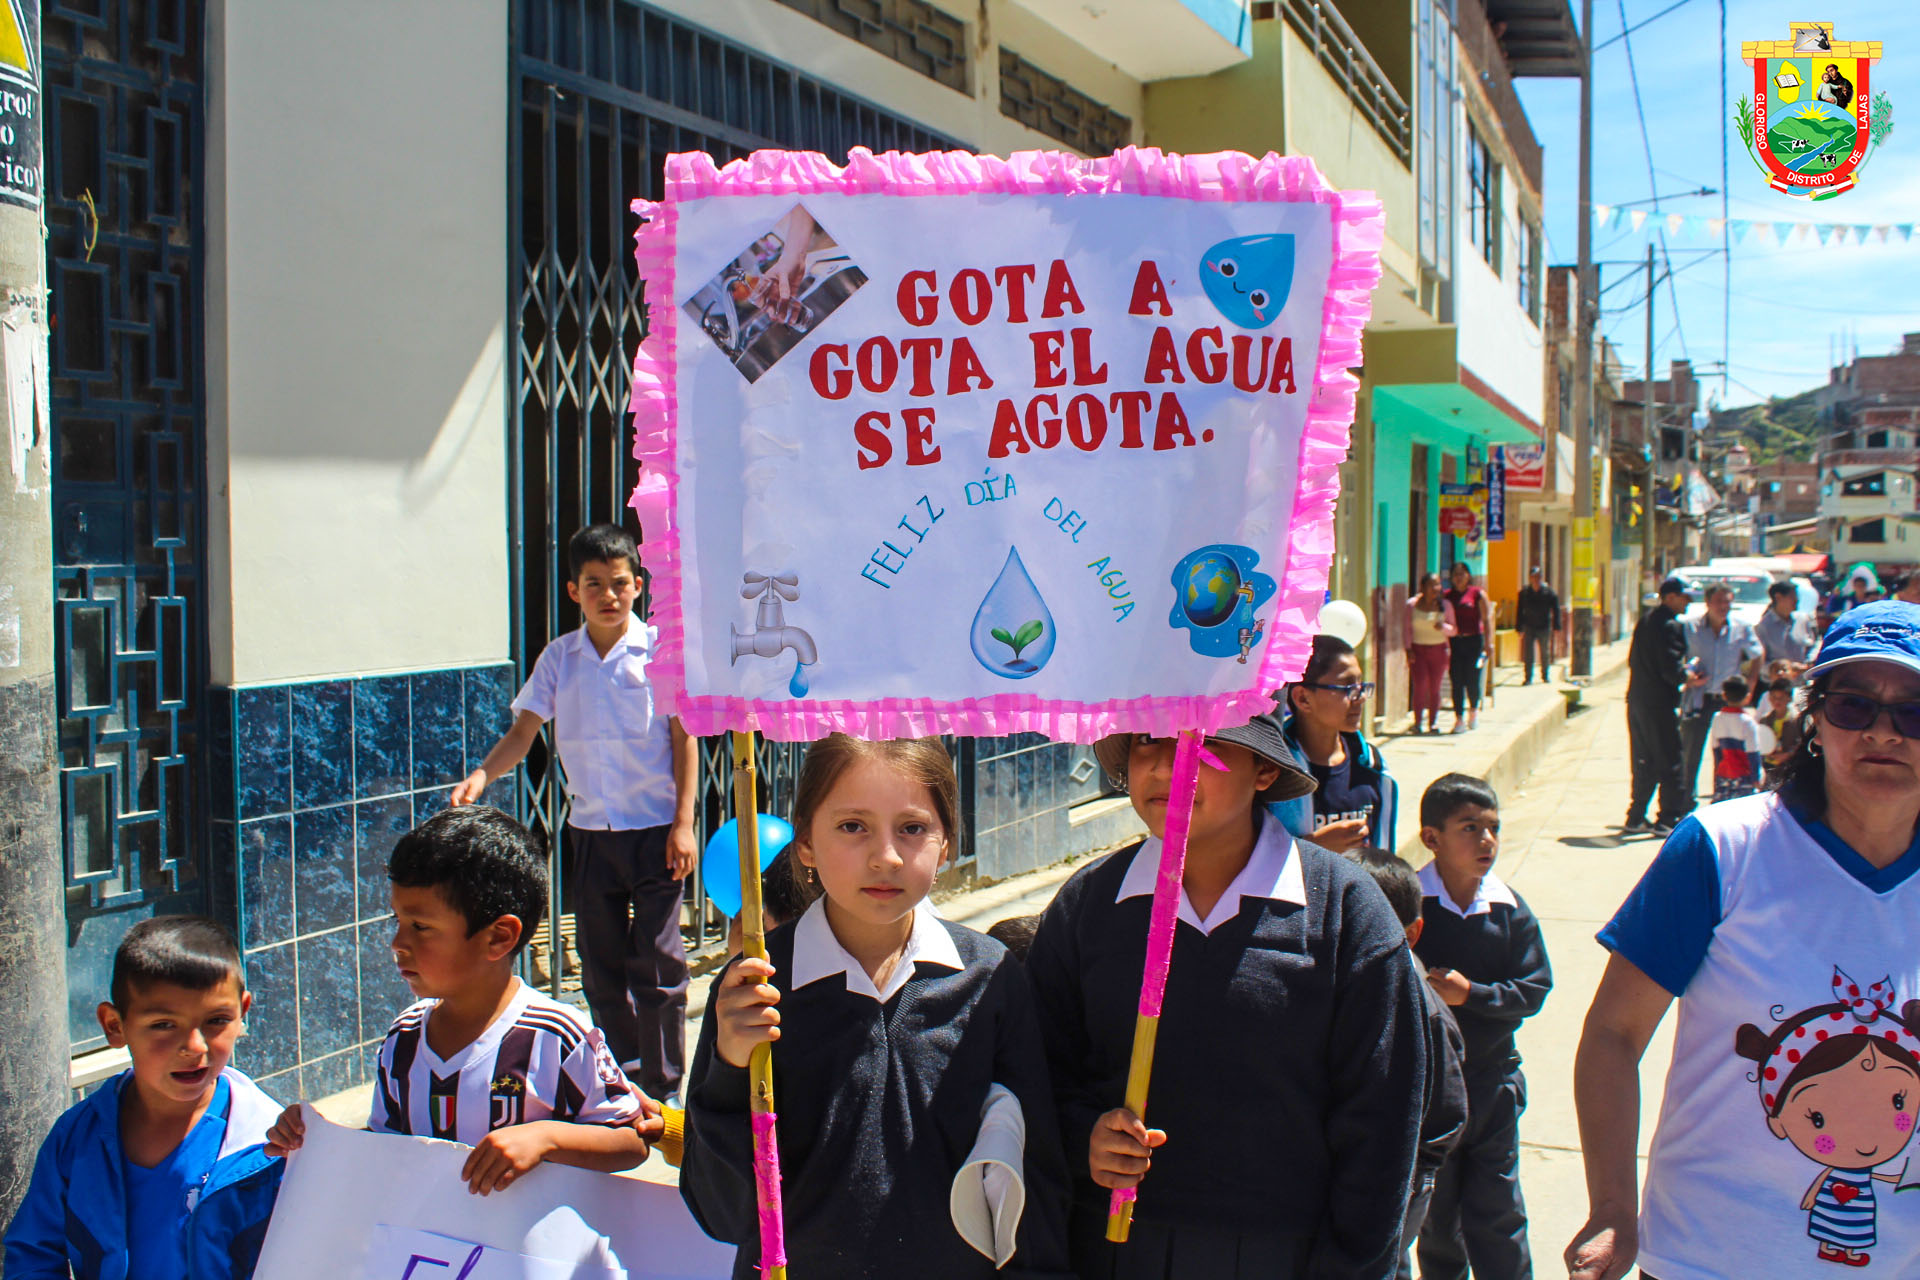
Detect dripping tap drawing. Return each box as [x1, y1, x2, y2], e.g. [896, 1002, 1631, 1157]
[731, 571, 818, 666]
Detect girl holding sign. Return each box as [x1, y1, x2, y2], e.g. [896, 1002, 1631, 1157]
[680, 736, 1074, 1279]
[1025, 712, 1427, 1278]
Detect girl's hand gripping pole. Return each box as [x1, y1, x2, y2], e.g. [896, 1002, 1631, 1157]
[731, 731, 788, 1279]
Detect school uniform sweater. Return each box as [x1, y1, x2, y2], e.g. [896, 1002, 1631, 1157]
[1416, 961, 1470, 1179]
[680, 901, 1074, 1280]
[1024, 826, 1427, 1279]
[1412, 866, 1552, 1083]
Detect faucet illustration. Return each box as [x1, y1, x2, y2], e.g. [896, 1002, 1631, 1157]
[731, 571, 818, 666]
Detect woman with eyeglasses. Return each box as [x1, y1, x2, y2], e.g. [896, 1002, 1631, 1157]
[1567, 600, 1920, 1280]
[1272, 633, 1398, 855]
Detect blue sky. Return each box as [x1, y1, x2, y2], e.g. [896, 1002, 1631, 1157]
[1513, 3, 1920, 409]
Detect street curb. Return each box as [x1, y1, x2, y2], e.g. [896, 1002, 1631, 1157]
[1396, 650, 1631, 866]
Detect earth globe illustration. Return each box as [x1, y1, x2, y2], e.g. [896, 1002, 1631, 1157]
[1180, 553, 1243, 629]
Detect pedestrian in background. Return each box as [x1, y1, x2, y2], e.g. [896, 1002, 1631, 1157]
[454, 523, 700, 1101]
[1408, 572, 1457, 734]
[1755, 580, 1815, 678]
[1623, 578, 1692, 835]
[1515, 566, 1561, 687]
[1568, 601, 1920, 1280]
[1278, 633, 1399, 853]
[1679, 584, 1765, 806]
[1446, 563, 1493, 733]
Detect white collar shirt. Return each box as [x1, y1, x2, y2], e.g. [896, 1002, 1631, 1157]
[509, 615, 676, 831]
[788, 897, 963, 1004]
[1418, 860, 1519, 919]
[1113, 815, 1308, 935]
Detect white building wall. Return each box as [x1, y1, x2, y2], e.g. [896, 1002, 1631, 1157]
[642, 0, 1144, 153]
[205, 0, 510, 686]
[1450, 133, 1543, 425]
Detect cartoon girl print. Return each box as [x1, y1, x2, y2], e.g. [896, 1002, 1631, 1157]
[1735, 968, 1920, 1267]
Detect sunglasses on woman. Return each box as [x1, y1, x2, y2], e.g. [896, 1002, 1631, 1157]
[1299, 681, 1376, 702]
[1823, 691, 1920, 738]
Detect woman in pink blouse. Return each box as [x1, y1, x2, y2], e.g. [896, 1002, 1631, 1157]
[1407, 571, 1456, 734]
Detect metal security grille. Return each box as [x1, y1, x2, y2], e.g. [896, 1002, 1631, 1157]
[45, 0, 208, 1050]
[998, 47, 1132, 156]
[510, 0, 959, 966]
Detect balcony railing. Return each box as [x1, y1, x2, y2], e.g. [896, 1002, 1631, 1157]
[1278, 0, 1412, 163]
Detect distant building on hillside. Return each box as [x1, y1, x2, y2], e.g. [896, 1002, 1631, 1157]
[1818, 334, 1920, 572]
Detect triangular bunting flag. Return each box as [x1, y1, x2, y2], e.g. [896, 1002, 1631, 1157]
[1854, 225, 1872, 242]
[1776, 221, 1796, 241]
[1630, 210, 1648, 231]
[1667, 213, 1686, 235]
[1593, 203, 1612, 225]
[1708, 218, 1726, 235]
[1731, 219, 1751, 243]
[1816, 224, 1833, 244]
[1875, 225, 1891, 242]
[1902, 225, 1915, 241]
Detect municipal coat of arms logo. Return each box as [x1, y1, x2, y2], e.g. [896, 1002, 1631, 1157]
[1736, 22, 1893, 201]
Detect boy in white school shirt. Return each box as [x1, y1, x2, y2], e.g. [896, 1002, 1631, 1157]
[454, 523, 699, 1101]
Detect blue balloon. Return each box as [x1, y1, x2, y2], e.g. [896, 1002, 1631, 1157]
[701, 814, 796, 918]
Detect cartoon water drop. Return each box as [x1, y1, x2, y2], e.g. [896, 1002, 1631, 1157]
[789, 661, 812, 698]
[1169, 544, 1276, 658]
[970, 547, 1057, 680]
[1199, 234, 1295, 329]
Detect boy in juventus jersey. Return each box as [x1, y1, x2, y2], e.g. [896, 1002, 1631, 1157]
[267, 807, 657, 1193]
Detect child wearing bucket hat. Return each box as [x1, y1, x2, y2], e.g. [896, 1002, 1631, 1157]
[1028, 711, 1428, 1279]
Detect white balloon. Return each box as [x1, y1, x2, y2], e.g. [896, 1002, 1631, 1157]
[1318, 599, 1369, 647]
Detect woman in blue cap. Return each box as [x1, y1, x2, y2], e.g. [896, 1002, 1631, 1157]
[1567, 600, 1920, 1279]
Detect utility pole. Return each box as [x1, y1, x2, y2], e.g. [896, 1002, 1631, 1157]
[1570, 0, 1595, 677]
[1642, 244, 1656, 583]
[0, 0, 64, 1236]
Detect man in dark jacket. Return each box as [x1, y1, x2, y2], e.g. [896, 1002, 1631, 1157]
[1624, 577, 1693, 834]
[1515, 567, 1562, 685]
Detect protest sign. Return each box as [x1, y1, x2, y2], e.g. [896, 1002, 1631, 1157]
[252, 1108, 730, 1280]
[630, 147, 1383, 743]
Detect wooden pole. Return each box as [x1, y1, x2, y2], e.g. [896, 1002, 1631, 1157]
[731, 730, 788, 1279]
[1106, 729, 1203, 1242]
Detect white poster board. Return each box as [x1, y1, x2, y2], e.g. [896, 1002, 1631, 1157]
[253, 1108, 731, 1280]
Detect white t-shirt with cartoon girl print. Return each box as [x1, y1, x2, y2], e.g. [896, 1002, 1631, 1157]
[1599, 792, 1920, 1279]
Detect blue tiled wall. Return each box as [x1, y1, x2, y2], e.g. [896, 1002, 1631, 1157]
[209, 663, 517, 1101]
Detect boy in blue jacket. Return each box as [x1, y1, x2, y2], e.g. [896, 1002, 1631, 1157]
[4, 917, 285, 1280]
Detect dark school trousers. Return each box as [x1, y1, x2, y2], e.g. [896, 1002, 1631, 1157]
[1417, 1068, 1532, 1280]
[567, 824, 687, 1100]
[1520, 627, 1551, 683]
[1069, 1205, 1310, 1279]
[1626, 696, 1687, 826]
[1397, 1168, 1437, 1280]
[1449, 635, 1485, 715]
[1679, 696, 1726, 807]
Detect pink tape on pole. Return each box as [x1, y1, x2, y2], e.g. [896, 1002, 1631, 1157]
[1138, 732, 1203, 1019]
[750, 1110, 787, 1272]
[629, 146, 1384, 744]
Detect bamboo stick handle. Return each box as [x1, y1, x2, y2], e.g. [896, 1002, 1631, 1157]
[731, 730, 788, 1280]
[1105, 729, 1203, 1244]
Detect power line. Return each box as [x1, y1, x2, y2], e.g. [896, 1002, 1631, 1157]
[1594, 0, 1696, 51]
[1616, 0, 1690, 364]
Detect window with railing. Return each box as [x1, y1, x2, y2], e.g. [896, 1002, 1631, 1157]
[1279, 0, 1411, 163]
[1467, 123, 1500, 270]
[1416, 0, 1455, 282]
[1516, 215, 1540, 322]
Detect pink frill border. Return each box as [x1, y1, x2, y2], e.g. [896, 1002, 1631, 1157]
[629, 146, 1383, 743]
